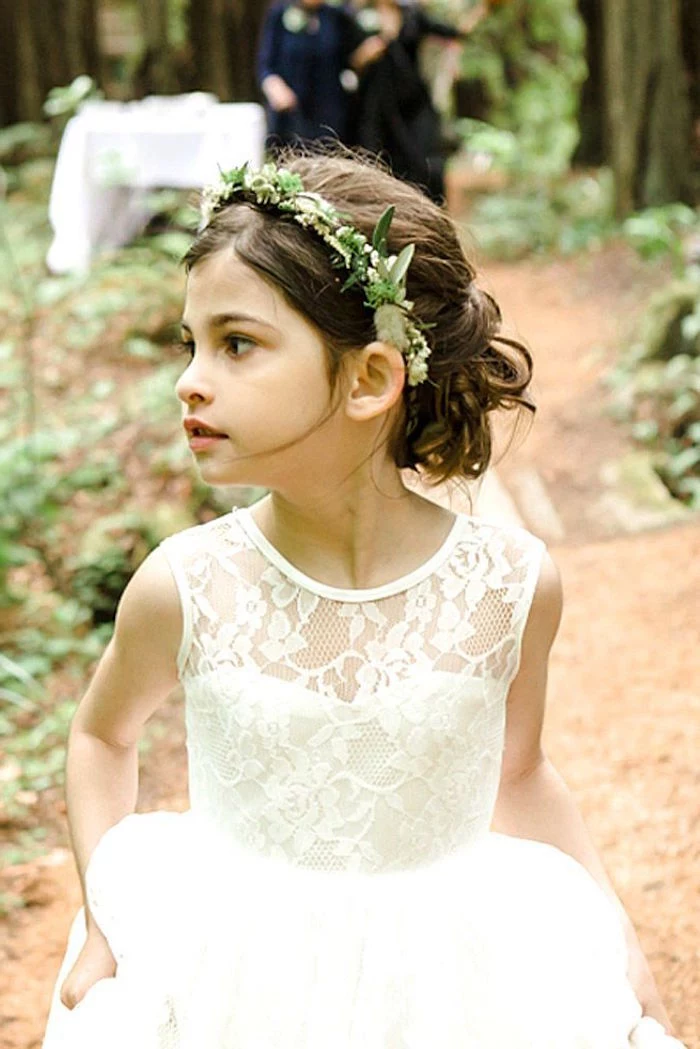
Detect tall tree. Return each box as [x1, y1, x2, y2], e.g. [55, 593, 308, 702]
[603, 0, 691, 214]
[188, 0, 265, 102]
[576, 0, 694, 214]
[0, 0, 101, 126]
[0, 2, 19, 126]
[188, 0, 234, 101]
[573, 0, 605, 166]
[230, 0, 267, 102]
[138, 0, 180, 95]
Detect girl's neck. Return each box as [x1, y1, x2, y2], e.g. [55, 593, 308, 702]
[250, 471, 455, 592]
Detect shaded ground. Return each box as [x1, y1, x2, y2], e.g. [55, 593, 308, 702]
[1, 244, 698, 1048]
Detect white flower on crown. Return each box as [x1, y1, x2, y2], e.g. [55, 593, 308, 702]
[375, 303, 409, 353]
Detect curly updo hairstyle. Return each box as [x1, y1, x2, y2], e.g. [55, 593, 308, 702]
[184, 149, 534, 485]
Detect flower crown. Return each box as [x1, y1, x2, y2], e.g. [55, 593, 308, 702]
[200, 163, 432, 386]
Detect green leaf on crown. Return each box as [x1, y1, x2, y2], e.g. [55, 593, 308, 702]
[372, 206, 395, 253]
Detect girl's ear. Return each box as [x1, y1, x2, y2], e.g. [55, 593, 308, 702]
[344, 341, 406, 422]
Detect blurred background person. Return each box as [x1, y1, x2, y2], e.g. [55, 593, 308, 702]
[350, 0, 486, 202]
[258, 0, 385, 150]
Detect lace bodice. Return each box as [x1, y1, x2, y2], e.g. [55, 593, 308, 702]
[161, 509, 544, 873]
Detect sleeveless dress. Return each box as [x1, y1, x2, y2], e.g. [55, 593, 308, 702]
[42, 509, 685, 1049]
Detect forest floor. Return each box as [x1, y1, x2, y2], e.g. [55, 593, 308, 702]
[1, 216, 699, 1047]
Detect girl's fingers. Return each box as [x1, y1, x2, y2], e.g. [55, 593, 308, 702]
[59, 938, 117, 1009]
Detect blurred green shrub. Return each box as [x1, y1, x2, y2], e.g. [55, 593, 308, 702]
[463, 166, 616, 259]
[443, 0, 586, 179]
[621, 205, 697, 272]
[607, 266, 700, 508]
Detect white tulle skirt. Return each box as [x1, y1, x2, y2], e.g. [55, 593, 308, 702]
[42, 812, 684, 1049]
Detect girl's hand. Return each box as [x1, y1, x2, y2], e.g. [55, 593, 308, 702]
[60, 926, 117, 1010]
[261, 75, 298, 113]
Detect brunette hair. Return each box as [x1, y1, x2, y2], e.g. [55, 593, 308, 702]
[184, 149, 534, 484]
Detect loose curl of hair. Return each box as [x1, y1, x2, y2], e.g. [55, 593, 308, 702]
[183, 149, 534, 485]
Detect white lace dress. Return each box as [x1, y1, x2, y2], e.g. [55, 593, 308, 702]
[43, 509, 685, 1049]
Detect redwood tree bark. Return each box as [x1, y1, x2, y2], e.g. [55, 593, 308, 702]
[602, 0, 691, 214]
[0, 0, 100, 125]
[230, 0, 267, 101]
[0, 1, 19, 125]
[188, 0, 265, 102]
[138, 0, 180, 95]
[188, 0, 234, 101]
[573, 0, 605, 166]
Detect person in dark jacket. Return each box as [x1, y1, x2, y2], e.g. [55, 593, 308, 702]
[351, 0, 485, 202]
[258, 0, 384, 149]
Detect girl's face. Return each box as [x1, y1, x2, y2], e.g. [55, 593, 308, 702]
[177, 249, 344, 491]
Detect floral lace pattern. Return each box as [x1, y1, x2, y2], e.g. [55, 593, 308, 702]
[161, 511, 544, 873]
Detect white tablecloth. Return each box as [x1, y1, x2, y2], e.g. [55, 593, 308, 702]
[47, 95, 266, 274]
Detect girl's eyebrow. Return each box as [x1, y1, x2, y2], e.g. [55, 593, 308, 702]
[180, 312, 279, 333]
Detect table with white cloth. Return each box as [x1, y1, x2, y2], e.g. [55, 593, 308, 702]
[47, 95, 266, 274]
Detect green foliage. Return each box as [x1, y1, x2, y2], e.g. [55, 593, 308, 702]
[0, 429, 86, 601]
[0, 602, 106, 841]
[0, 122, 53, 167]
[607, 267, 700, 508]
[464, 168, 616, 260]
[0, 157, 207, 840]
[70, 512, 163, 624]
[442, 0, 586, 178]
[43, 75, 103, 119]
[168, 0, 190, 49]
[635, 276, 700, 362]
[622, 205, 697, 273]
[441, 0, 610, 262]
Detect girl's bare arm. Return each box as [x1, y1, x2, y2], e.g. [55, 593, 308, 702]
[66, 546, 181, 928]
[492, 553, 673, 1031]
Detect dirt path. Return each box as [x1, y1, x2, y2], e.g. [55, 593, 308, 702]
[1, 247, 698, 1049]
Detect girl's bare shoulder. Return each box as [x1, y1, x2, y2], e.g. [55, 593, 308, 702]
[112, 545, 182, 652]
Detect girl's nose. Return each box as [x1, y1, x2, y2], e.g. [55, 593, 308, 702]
[175, 358, 214, 406]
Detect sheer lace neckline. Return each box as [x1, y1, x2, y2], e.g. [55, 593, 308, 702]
[234, 506, 469, 603]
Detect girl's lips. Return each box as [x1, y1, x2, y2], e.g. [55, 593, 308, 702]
[188, 434, 228, 452]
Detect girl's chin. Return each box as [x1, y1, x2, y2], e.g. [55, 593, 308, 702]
[195, 461, 262, 489]
[198, 469, 251, 487]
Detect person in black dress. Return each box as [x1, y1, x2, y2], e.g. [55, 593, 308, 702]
[351, 0, 485, 202]
[258, 0, 385, 149]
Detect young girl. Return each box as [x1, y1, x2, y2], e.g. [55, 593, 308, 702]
[42, 151, 685, 1049]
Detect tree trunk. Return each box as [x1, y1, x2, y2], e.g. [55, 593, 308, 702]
[602, 0, 691, 215]
[13, 1, 44, 125]
[0, 0, 100, 125]
[188, 0, 264, 102]
[681, 0, 700, 132]
[0, 1, 19, 125]
[573, 0, 605, 166]
[188, 0, 234, 101]
[137, 0, 180, 95]
[230, 0, 267, 101]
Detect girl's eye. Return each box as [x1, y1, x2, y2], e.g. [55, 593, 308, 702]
[175, 335, 255, 361]
[225, 335, 255, 358]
